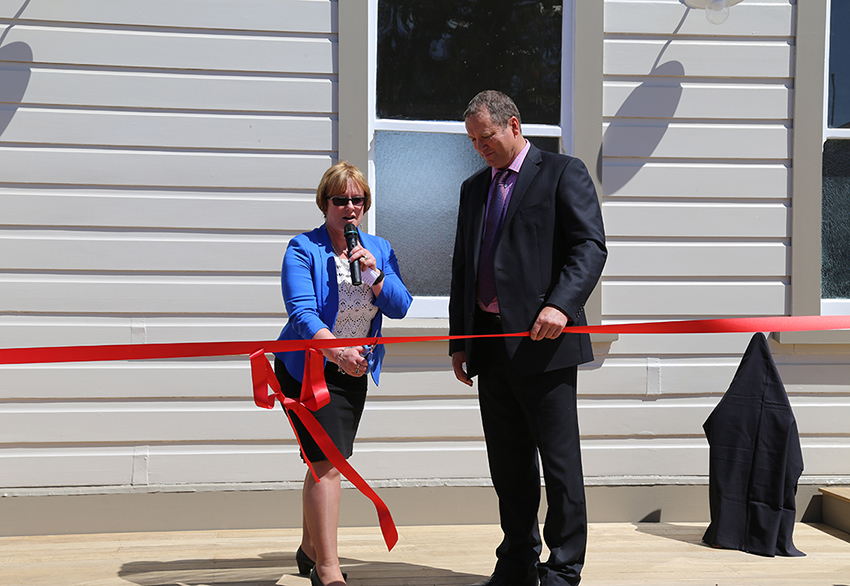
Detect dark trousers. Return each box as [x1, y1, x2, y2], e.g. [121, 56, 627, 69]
[474, 309, 587, 586]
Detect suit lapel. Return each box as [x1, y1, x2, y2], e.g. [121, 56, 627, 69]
[469, 169, 492, 272]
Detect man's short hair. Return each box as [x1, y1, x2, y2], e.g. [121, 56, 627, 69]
[463, 90, 522, 128]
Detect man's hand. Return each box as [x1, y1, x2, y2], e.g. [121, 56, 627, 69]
[451, 351, 473, 386]
[530, 306, 569, 341]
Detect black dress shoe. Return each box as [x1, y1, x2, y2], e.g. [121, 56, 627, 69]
[468, 572, 538, 586]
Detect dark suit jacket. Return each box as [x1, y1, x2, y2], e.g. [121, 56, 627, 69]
[702, 332, 805, 557]
[449, 143, 607, 376]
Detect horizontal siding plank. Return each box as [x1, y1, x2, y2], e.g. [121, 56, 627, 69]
[3, 397, 845, 445]
[602, 162, 790, 198]
[0, 316, 283, 349]
[0, 399, 485, 444]
[0, 191, 323, 231]
[0, 0, 335, 34]
[580, 398, 850, 438]
[0, 363, 463, 400]
[0, 447, 135, 488]
[0, 231, 289, 272]
[367, 369, 472, 398]
[6, 354, 844, 401]
[602, 282, 787, 317]
[5, 67, 335, 113]
[0, 362, 257, 400]
[604, 332, 764, 356]
[605, 0, 793, 37]
[602, 122, 790, 159]
[654, 359, 850, 396]
[2, 439, 846, 487]
[147, 442, 495, 485]
[604, 39, 793, 79]
[579, 357, 740, 396]
[0, 274, 281, 314]
[584, 438, 850, 478]
[604, 80, 791, 120]
[602, 202, 789, 238]
[0, 148, 333, 189]
[7, 354, 843, 402]
[604, 242, 788, 277]
[2, 26, 335, 74]
[1, 108, 335, 152]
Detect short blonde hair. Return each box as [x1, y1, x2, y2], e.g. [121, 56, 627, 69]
[315, 161, 372, 215]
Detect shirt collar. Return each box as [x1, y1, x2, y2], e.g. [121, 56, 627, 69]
[491, 139, 530, 179]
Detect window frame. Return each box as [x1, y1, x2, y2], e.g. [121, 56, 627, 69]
[338, 0, 606, 328]
[777, 0, 850, 343]
[821, 0, 850, 317]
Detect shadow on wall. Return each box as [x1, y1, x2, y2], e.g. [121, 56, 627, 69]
[601, 60, 685, 195]
[0, 1, 34, 138]
[599, 9, 689, 195]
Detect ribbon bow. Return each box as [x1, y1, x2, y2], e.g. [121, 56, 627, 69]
[250, 347, 398, 551]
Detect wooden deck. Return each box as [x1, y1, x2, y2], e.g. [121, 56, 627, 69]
[1, 523, 848, 586]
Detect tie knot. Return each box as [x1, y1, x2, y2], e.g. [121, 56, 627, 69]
[495, 169, 511, 185]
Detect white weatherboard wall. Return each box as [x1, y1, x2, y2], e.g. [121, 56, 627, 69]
[0, 1, 340, 489]
[597, 0, 849, 489]
[0, 0, 485, 505]
[1, 0, 847, 533]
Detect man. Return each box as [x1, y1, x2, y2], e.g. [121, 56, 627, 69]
[449, 90, 606, 586]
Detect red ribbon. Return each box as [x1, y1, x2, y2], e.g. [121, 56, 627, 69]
[3, 313, 850, 552]
[249, 348, 399, 551]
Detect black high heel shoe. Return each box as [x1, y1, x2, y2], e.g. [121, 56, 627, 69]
[296, 546, 314, 576]
[298, 548, 346, 580]
[310, 567, 347, 585]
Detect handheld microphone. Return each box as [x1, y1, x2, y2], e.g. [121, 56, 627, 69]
[344, 223, 362, 285]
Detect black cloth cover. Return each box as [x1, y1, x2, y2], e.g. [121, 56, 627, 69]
[702, 332, 805, 557]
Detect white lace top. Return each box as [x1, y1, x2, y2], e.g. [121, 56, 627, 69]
[332, 253, 379, 339]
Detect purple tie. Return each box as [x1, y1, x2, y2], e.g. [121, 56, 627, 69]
[478, 170, 511, 309]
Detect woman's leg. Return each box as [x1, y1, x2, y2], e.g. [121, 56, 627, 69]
[300, 507, 315, 559]
[303, 460, 345, 585]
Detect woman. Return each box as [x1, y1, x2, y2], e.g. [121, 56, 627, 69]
[274, 161, 412, 586]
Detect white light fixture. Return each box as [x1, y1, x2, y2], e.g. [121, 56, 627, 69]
[683, 0, 744, 25]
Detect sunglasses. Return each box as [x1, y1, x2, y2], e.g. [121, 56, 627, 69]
[328, 196, 366, 207]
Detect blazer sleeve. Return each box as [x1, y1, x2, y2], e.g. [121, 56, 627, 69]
[373, 239, 413, 319]
[449, 178, 472, 355]
[280, 235, 330, 341]
[545, 156, 607, 321]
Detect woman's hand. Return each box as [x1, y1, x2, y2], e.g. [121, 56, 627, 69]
[341, 243, 383, 293]
[335, 345, 369, 377]
[341, 243, 377, 273]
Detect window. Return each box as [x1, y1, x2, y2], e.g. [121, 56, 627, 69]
[821, 0, 850, 315]
[368, 0, 571, 317]
[780, 0, 850, 343]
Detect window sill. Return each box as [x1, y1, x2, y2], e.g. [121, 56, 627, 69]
[775, 329, 850, 345]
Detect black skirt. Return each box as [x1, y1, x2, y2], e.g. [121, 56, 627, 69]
[274, 356, 368, 462]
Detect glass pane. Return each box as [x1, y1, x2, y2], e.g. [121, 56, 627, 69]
[375, 131, 561, 296]
[822, 140, 850, 298]
[829, 0, 850, 128]
[377, 1, 563, 124]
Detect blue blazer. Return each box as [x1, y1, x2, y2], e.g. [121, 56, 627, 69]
[275, 224, 412, 385]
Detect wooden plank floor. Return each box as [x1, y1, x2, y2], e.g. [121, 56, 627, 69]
[0, 523, 848, 586]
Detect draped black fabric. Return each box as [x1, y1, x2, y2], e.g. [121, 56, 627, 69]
[702, 332, 805, 557]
